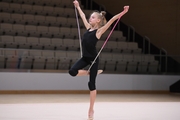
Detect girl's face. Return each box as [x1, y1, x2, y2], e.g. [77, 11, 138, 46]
[89, 12, 101, 26]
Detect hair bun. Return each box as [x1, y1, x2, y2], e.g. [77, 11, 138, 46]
[100, 11, 106, 16]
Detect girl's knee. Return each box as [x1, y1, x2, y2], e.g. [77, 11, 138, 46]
[88, 81, 96, 91]
[69, 69, 78, 77]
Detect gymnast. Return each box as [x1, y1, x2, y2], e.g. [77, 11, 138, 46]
[69, 0, 129, 119]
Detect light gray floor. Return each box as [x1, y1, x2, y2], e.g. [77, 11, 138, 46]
[0, 94, 180, 120]
[0, 94, 180, 103]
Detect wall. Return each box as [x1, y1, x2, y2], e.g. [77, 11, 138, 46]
[94, 0, 180, 61]
[0, 72, 179, 91]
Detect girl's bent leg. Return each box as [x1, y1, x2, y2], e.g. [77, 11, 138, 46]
[69, 58, 88, 77]
[77, 69, 103, 76]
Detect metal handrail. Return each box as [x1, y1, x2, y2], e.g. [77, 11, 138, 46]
[144, 36, 151, 54]
[161, 48, 167, 73]
[128, 25, 135, 42]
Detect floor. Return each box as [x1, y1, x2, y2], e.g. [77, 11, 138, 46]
[0, 94, 180, 120]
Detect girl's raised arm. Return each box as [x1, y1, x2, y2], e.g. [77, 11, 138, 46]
[96, 6, 129, 39]
[73, 0, 91, 29]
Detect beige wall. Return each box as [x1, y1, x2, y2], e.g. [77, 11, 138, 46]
[94, 0, 180, 61]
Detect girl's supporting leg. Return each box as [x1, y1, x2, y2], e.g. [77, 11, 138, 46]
[88, 58, 99, 119]
[69, 57, 100, 119]
[88, 90, 96, 119]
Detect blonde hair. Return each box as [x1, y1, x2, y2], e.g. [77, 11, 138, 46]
[90, 11, 107, 27]
[99, 11, 107, 27]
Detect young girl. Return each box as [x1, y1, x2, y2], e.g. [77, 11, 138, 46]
[69, 0, 129, 119]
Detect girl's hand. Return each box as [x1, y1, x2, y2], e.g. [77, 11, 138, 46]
[117, 6, 129, 18]
[73, 0, 79, 8]
[123, 6, 129, 13]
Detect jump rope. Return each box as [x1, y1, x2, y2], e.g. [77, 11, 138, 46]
[74, 7, 122, 72]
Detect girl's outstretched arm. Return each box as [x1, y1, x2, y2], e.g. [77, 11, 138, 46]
[73, 0, 91, 29]
[96, 6, 129, 39]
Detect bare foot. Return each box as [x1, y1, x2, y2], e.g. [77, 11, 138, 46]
[88, 110, 94, 120]
[97, 69, 103, 74]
